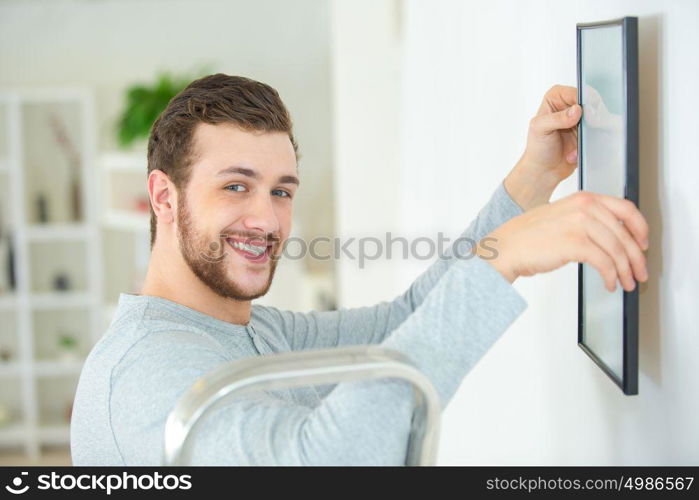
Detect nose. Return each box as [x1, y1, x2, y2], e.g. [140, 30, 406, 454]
[242, 191, 280, 237]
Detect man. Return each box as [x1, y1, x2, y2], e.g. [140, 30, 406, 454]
[71, 74, 648, 465]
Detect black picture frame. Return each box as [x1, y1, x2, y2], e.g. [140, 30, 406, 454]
[576, 16, 639, 396]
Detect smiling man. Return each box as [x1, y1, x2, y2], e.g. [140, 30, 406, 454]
[144, 117, 299, 324]
[71, 74, 648, 465]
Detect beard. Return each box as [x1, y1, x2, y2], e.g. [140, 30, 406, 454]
[175, 191, 279, 301]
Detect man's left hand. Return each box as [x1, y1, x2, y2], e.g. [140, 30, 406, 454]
[505, 85, 581, 210]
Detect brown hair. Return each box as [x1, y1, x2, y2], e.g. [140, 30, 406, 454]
[146, 73, 299, 248]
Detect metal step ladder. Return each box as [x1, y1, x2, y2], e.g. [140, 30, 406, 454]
[163, 345, 441, 465]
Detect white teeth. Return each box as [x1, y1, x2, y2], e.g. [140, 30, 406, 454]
[230, 240, 266, 256]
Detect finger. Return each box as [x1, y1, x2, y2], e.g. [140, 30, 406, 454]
[573, 238, 618, 292]
[529, 104, 581, 136]
[583, 214, 636, 291]
[561, 129, 578, 164]
[591, 194, 650, 250]
[537, 85, 578, 114]
[587, 200, 648, 283]
[561, 128, 578, 150]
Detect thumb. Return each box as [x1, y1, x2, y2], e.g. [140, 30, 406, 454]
[529, 104, 581, 136]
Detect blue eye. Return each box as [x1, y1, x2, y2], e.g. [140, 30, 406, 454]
[225, 184, 247, 192]
[272, 189, 291, 198]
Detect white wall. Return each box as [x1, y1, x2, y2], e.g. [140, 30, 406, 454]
[330, 0, 405, 307]
[399, 0, 699, 464]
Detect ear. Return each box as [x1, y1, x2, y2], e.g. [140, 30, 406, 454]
[148, 170, 177, 226]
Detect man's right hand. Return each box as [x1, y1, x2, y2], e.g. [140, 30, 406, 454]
[477, 191, 649, 292]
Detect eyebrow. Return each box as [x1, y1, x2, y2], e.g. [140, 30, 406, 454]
[215, 166, 300, 186]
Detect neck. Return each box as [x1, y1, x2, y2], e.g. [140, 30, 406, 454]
[140, 240, 252, 326]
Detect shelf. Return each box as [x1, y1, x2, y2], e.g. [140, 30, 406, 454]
[30, 292, 93, 309]
[29, 240, 88, 293]
[101, 152, 147, 172]
[0, 362, 21, 377]
[33, 360, 83, 377]
[104, 210, 149, 232]
[0, 423, 27, 446]
[26, 223, 88, 242]
[37, 424, 70, 445]
[0, 295, 17, 310]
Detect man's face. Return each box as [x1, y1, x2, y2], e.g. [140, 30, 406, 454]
[175, 122, 299, 301]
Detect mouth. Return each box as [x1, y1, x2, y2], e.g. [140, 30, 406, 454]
[225, 236, 273, 264]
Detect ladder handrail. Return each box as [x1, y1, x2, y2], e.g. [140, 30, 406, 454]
[163, 345, 441, 466]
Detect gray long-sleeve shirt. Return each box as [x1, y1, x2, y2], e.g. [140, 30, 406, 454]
[70, 181, 527, 465]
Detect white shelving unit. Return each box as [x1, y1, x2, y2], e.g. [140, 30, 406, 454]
[26, 223, 88, 242]
[100, 151, 150, 322]
[0, 89, 102, 461]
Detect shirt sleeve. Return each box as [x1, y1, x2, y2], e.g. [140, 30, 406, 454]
[109, 254, 527, 465]
[268, 180, 525, 352]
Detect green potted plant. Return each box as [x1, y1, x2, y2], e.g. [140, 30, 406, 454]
[57, 333, 80, 363]
[116, 67, 211, 149]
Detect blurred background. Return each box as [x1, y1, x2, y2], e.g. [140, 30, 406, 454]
[0, 0, 697, 465]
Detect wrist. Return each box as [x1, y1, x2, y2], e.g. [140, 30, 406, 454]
[504, 158, 560, 210]
[475, 237, 518, 284]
